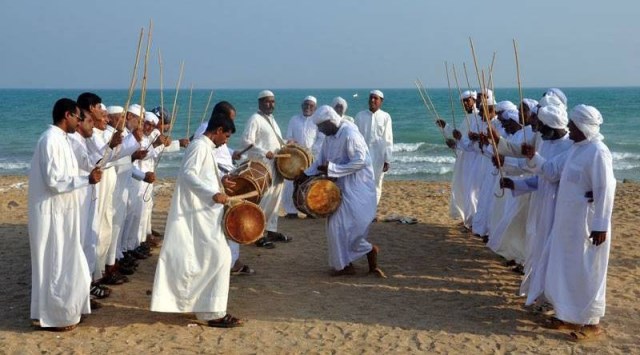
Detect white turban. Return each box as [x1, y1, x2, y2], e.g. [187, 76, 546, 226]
[303, 95, 317, 104]
[538, 94, 566, 109]
[332, 96, 348, 110]
[569, 104, 604, 141]
[127, 104, 143, 117]
[537, 105, 568, 129]
[482, 89, 496, 105]
[544, 88, 567, 107]
[522, 98, 538, 111]
[99, 103, 107, 111]
[311, 105, 342, 126]
[144, 111, 159, 125]
[460, 90, 477, 100]
[504, 110, 520, 123]
[370, 90, 384, 99]
[107, 105, 124, 114]
[258, 90, 274, 99]
[496, 100, 517, 113]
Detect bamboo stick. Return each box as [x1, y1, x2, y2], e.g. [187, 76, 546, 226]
[199, 90, 214, 125]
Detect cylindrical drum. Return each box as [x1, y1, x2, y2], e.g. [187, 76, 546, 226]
[294, 176, 342, 218]
[225, 160, 272, 204]
[223, 201, 266, 245]
[276, 144, 314, 180]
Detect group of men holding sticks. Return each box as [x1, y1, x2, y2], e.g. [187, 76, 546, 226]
[442, 87, 616, 341]
[27, 88, 393, 330]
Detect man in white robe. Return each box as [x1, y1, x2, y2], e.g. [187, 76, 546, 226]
[536, 105, 615, 339]
[151, 113, 243, 328]
[238, 90, 291, 248]
[28, 98, 102, 330]
[332, 96, 354, 123]
[283, 96, 322, 218]
[301, 105, 385, 278]
[355, 90, 393, 207]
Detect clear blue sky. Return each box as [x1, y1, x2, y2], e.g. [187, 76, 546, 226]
[1, 0, 638, 89]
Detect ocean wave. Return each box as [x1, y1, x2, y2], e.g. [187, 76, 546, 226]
[392, 142, 425, 153]
[387, 165, 453, 176]
[392, 155, 456, 164]
[612, 152, 640, 161]
[0, 162, 30, 171]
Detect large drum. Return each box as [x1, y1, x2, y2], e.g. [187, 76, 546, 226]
[225, 160, 272, 204]
[276, 144, 314, 180]
[223, 201, 266, 245]
[294, 176, 342, 218]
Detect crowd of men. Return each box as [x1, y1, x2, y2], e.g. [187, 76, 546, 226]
[442, 87, 616, 341]
[28, 90, 393, 330]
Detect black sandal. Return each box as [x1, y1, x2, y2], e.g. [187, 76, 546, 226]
[90, 284, 111, 299]
[255, 237, 275, 249]
[207, 314, 244, 328]
[267, 231, 292, 243]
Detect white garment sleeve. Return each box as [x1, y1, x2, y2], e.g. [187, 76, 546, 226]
[383, 114, 393, 163]
[182, 145, 220, 201]
[42, 140, 90, 193]
[327, 135, 367, 178]
[241, 117, 269, 156]
[511, 176, 538, 197]
[589, 148, 616, 231]
[132, 166, 146, 181]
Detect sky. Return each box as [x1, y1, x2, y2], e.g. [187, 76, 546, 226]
[1, 0, 639, 89]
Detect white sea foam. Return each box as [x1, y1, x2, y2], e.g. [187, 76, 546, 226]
[391, 142, 425, 153]
[392, 155, 456, 164]
[388, 165, 453, 176]
[0, 162, 30, 171]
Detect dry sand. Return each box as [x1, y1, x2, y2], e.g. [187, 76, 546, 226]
[0, 176, 638, 353]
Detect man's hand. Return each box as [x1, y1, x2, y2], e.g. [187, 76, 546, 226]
[221, 175, 236, 189]
[382, 162, 390, 173]
[109, 132, 123, 149]
[452, 129, 462, 140]
[132, 127, 144, 142]
[435, 119, 446, 129]
[89, 167, 102, 185]
[446, 138, 457, 149]
[213, 193, 228, 205]
[179, 138, 190, 148]
[317, 164, 328, 173]
[468, 132, 479, 141]
[500, 177, 514, 190]
[478, 133, 490, 146]
[521, 143, 535, 160]
[143, 171, 156, 184]
[265, 151, 275, 160]
[491, 154, 504, 169]
[294, 172, 309, 186]
[589, 231, 607, 246]
[487, 128, 500, 144]
[232, 151, 242, 161]
[131, 149, 148, 161]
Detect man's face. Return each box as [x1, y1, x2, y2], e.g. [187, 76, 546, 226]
[65, 109, 81, 133]
[259, 97, 275, 115]
[212, 128, 231, 147]
[368, 94, 383, 112]
[93, 109, 108, 130]
[108, 113, 123, 128]
[317, 120, 339, 136]
[302, 100, 316, 117]
[462, 97, 475, 113]
[568, 120, 586, 142]
[126, 112, 140, 131]
[529, 111, 540, 132]
[143, 121, 156, 136]
[78, 114, 95, 138]
[229, 110, 237, 120]
[334, 104, 345, 117]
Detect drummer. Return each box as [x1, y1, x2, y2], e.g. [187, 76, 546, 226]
[283, 95, 324, 219]
[237, 90, 293, 249]
[297, 105, 385, 278]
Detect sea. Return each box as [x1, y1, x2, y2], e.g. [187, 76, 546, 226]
[1, 87, 638, 181]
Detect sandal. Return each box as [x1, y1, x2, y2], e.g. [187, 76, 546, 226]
[100, 272, 128, 286]
[207, 314, 244, 328]
[255, 237, 275, 249]
[90, 299, 103, 310]
[90, 284, 111, 299]
[331, 264, 356, 276]
[231, 265, 255, 276]
[569, 326, 605, 342]
[35, 323, 78, 332]
[267, 231, 292, 243]
[541, 317, 581, 330]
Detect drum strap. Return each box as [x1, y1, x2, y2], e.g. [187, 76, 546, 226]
[258, 112, 285, 147]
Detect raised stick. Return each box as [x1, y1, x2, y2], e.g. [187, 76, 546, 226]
[452, 63, 472, 131]
[138, 19, 153, 127]
[463, 62, 482, 129]
[444, 61, 457, 130]
[158, 48, 165, 131]
[414, 79, 447, 141]
[199, 90, 214, 125]
[119, 27, 144, 131]
[187, 84, 194, 137]
[513, 39, 527, 143]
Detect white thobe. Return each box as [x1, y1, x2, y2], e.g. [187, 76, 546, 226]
[305, 121, 376, 270]
[471, 117, 501, 237]
[28, 125, 91, 327]
[283, 113, 324, 214]
[240, 112, 284, 232]
[455, 114, 484, 227]
[151, 136, 231, 318]
[543, 138, 616, 325]
[355, 109, 393, 205]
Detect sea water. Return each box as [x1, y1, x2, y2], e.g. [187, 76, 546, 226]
[0, 87, 638, 181]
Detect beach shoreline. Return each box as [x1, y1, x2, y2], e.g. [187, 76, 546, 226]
[1, 176, 638, 352]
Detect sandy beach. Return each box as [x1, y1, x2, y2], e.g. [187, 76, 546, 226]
[0, 176, 638, 353]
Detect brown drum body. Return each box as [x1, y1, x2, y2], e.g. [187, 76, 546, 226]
[276, 144, 313, 180]
[223, 201, 266, 245]
[294, 176, 342, 218]
[225, 160, 272, 204]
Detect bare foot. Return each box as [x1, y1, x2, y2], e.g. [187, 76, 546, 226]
[367, 245, 380, 272]
[569, 324, 605, 342]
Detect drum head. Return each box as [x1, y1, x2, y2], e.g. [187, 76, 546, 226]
[224, 177, 261, 204]
[276, 145, 311, 180]
[305, 179, 341, 217]
[224, 202, 266, 245]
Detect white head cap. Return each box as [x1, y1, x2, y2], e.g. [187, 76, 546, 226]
[460, 90, 477, 100]
[127, 104, 143, 117]
[332, 96, 348, 112]
[544, 88, 568, 107]
[107, 105, 124, 114]
[99, 103, 107, 111]
[370, 90, 384, 99]
[539, 94, 566, 110]
[303, 95, 317, 104]
[537, 105, 568, 129]
[311, 105, 342, 126]
[482, 89, 496, 105]
[522, 98, 539, 111]
[569, 104, 604, 141]
[496, 100, 517, 113]
[258, 90, 275, 99]
[504, 110, 521, 123]
[144, 111, 159, 125]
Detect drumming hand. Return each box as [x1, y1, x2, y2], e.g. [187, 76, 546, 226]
[265, 151, 275, 159]
[213, 193, 228, 205]
[294, 172, 309, 186]
[232, 151, 242, 161]
[383, 162, 390, 172]
[317, 164, 328, 173]
[221, 175, 236, 189]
